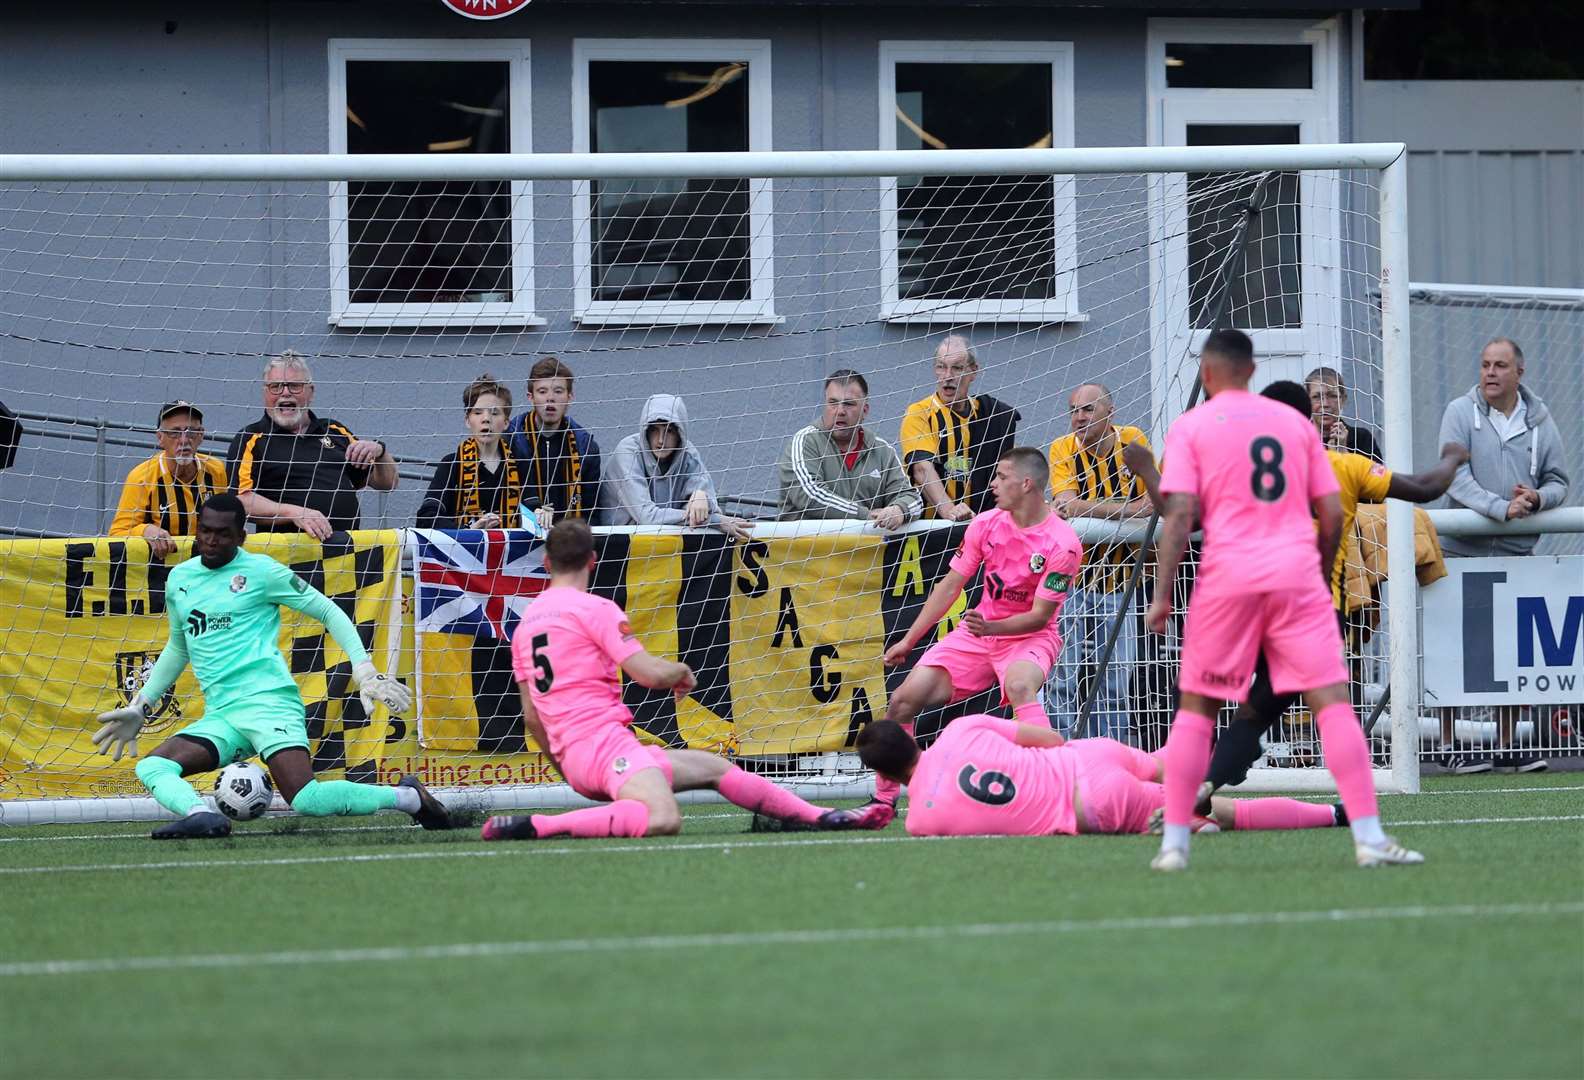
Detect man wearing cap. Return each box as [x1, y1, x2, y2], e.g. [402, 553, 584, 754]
[228, 351, 398, 538]
[109, 400, 228, 558]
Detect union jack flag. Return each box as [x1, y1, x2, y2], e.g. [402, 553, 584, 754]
[409, 529, 551, 642]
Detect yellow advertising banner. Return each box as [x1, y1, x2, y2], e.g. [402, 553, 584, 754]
[0, 532, 401, 800]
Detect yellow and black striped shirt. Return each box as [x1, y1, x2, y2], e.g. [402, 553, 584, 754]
[109, 453, 228, 538]
[1048, 425, 1150, 593]
[899, 393, 1021, 515]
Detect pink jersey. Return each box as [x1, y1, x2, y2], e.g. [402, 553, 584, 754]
[904, 714, 1078, 837]
[949, 509, 1083, 628]
[1158, 388, 1339, 594]
[510, 586, 644, 761]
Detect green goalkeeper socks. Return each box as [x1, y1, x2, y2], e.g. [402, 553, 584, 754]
[289, 778, 400, 817]
[134, 756, 204, 816]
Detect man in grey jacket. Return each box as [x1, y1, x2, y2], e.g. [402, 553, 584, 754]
[606, 394, 751, 541]
[1435, 337, 1570, 773]
[778, 370, 923, 528]
[1437, 337, 1569, 556]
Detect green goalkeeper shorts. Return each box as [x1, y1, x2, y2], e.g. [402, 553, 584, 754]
[175, 686, 310, 766]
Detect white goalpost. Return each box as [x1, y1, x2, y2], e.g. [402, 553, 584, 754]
[0, 143, 1418, 824]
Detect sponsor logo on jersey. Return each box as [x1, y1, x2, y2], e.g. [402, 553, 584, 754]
[185, 608, 233, 636]
[1029, 553, 1046, 573]
[618, 620, 635, 640]
[291, 574, 308, 593]
[1042, 571, 1071, 594]
[229, 574, 247, 594]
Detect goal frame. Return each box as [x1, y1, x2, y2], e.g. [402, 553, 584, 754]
[0, 143, 1418, 823]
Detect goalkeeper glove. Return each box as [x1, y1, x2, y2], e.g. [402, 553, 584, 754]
[92, 698, 150, 762]
[353, 661, 413, 715]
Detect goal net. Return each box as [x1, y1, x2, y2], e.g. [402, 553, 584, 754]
[0, 145, 1415, 823]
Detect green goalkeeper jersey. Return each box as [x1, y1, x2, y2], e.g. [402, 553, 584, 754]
[147, 547, 370, 714]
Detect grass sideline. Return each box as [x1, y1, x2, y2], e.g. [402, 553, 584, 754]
[1, 774, 1580, 1079]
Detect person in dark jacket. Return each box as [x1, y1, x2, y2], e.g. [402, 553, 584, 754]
[417, 375, 524, 530]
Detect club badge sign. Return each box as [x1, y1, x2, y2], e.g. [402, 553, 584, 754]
[440, 0, 531, 18]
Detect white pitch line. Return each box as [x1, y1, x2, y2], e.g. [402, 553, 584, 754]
[2, 814, 1580, 877]
[0, 811, 753, 845]
[2, 901, 1579, 980]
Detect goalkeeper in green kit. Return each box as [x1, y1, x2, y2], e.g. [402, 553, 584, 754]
[92, 493, 452, 838]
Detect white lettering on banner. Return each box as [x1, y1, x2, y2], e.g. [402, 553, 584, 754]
[1421, 555, 1584, 707]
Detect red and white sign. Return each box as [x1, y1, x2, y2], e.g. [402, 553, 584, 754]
[440, 0, 531, 20]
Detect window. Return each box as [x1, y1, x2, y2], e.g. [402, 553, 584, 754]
[328, 40, 539, 329]
[1165, 43, 1313, 88]
[879, 41, 1078, 324]
[572, 39, 776, 327]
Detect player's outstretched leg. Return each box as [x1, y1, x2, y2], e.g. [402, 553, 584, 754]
[268, 750, 452, 830]
[484, 800, 652, 841]
[1154, 696, 1217, 871]
[485, 764, 674, 841]
[1306, 687, 1423, 868]
[136, 739, 232, 839]
[672, 749, 890, 831]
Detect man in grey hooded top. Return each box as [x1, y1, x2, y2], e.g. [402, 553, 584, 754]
[607, 394, 752, 541]
[1436, 337, 1570, 557]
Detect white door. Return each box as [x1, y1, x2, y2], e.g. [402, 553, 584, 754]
[1146, 19, 1342, 433]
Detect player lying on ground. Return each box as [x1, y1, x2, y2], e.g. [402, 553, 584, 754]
[868, 447, 1083, 822]
[1147, 330, 1421, 871]
[91, 493, 450, 839]
[856, 715, 1343, 837]
[482, 520, 890, 841]
[1127, 381, 1467, 814]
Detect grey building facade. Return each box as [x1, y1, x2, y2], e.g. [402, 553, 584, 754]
[5, 1, 1572, 539]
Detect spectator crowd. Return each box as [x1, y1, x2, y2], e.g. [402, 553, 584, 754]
[96, 334, 1570, 759]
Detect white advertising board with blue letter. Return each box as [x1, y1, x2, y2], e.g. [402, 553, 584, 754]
[1421, 556, 1584, 706]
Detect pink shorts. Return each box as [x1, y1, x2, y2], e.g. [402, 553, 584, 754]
[557, 724, 673, 802]
[916, 623, 1061, 704]
[1069, 738, 1165, 835]
[1178, 585, 1348, 703]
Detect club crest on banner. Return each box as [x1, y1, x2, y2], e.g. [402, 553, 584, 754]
[115, 650, 182, 731]
[440, 0, 531, 19]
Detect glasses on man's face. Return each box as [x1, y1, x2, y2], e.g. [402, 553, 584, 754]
[264, 381, 310, 395]
[159, 427, 204, 442]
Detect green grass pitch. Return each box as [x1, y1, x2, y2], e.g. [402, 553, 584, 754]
[2, 773, 1580, 1079]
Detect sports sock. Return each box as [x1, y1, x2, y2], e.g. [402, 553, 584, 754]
[1314, 702, 1384, 844]
[392, 786, 422, 814]
[134, 756, 203, 816]
[717, 765, 824, 825]
[1231, 797, 1338, 831]
[874, 720, 915, 805]
[1012, 700, 1051, 729]
[289, 778, 400, 817]
[1162, 709, 1215, 843]
[531, 800, 649, 839]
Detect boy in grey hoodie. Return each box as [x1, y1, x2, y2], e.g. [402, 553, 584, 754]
[606, 394, 752, 541]
[1436, 338, 1570, 557]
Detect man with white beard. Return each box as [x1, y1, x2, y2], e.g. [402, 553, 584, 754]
[227, 350, 398, 537]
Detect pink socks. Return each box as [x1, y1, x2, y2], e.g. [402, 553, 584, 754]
[1163, 709, 1216, 829]
[717, 765, 825, 825]
[1232, 797, 1337, 831]
[531, 799, 650, 838]
[1315, 701, 1379, 824]
[1012, 700, 1051, 729]
[874, 720, 916, 805]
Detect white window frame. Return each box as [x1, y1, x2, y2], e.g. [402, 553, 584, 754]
[326, 38, 541, 329]
[1145, 19, 1342, 434]
[878, 40, 1080, 325]
[571, 38, 778, 328]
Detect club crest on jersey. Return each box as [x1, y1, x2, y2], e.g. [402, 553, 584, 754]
[229, 574, 247, 593]
[1029, 553, 1046, 573]
[321, 435, 334, 448]
[612, 757, 630, 774]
